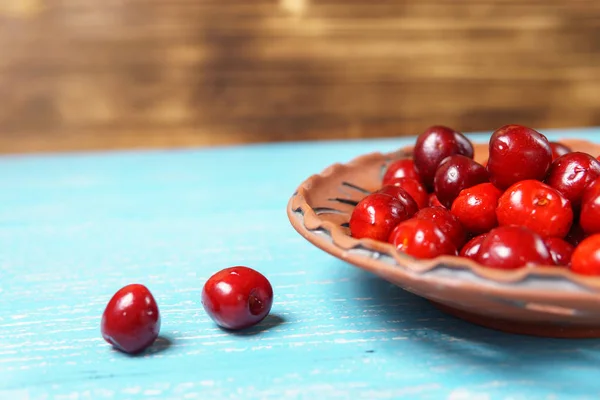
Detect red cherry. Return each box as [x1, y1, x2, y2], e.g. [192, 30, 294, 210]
[476, 226, 553, 270]
[543, 237, 574, 267]
[349, 193, 413, 242]
[414, 206, 467, 249]
[581, 178, 600, 234]
[201, 266, 273, 330]
[382, 159, 421, 186]
[459, 234, 487, 260]
[450, 183, 502, 235]
[385, 177, 428, 209]
[433, 155, 488, 208]
[571, 234, 600, 276]
[428, 193, 445, 208]
[549, 141, 572, 161]
[375, 185, 420, 217]
[413, 126, 474, 190]
[496, 180, 573, 238]
[389, 218, 457, 259]
[545, 152, 600, 208]
[101, 284, 161, 354]
[486, 124, 552, 189]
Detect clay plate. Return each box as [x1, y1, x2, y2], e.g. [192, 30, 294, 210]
[287, 138, 600, 338]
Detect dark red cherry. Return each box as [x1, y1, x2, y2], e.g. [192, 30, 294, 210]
[580, 177, 600, 234]
[571, 234, 600, 276]
[549, 141, 572, 161]
[543, 237, 574, 267]
[476, 226, 553, 270]
[349, 193, 413, 242]
[546, 152, 600, 209]
[565, 223, 588, 247]
[202, 266, 273, 330]
[414, 206, 467, 249]
[460, 234, 487, 261]
[428, 193, 445, 208]
[413, 126, 474, 190]
[385, 177, 428, 209]
[101, 284, 161, 354]
[389, 218, 457, 259]
[433, 155, 488, 208]
[486, 124, 552, 189]
[376, 185, 420, 217]
[382, 159, 421, 186]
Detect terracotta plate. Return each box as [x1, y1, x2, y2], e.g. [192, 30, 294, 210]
[287, 139, 600, 338]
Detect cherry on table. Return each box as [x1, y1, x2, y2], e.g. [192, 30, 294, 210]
[450, 182, 502, 235]
[101, 284, 161, 354]
[202, 266, 274, 330]
[544, 237, 574, 267]
[382, 158, 421, 186]
[545, 152, 600, 209]
[414, 206, 467, 249]
[460, 234, 487, 261]
[389, 218, 457, 259]
[385, 177, 428, 209]
[496, 180, 573, 239]
[580, 177, 600, 234]
[349, 193, 414, 242]
[433, 154, 488, 209]
[571, 234, 600, 276]
[486, 124, 552, 189]
[476, 226, 553, 270]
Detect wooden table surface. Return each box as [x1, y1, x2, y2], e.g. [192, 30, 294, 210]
[2, 127, 600, 399]
[1, 1, 600, 153]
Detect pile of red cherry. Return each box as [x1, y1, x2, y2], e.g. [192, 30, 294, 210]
[100, 266, 274, 354]
[349, 124, 600, 276]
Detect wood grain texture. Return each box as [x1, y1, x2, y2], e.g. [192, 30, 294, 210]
[1, 1, 600, 153]
[1, 129, 600, 399]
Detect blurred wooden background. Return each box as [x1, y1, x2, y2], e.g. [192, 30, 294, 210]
[1, 0, 600, 153]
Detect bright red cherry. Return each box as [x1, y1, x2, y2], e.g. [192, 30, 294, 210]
[375, 185, 420, 217]
[202, 266, 273, 330]
[450, 183, 502, 235]
[543, 237, 574, 267]
[433, 155, 488, 208]
[496, 180, 573, 238]
[580, 178, 600, 234]
[413, 126, 474, 190]
[545, 152, 600, 208]
[385, 177, 428, 209]
[349, 193, 412, 242]
[389, 218, 457, 259]
[382, 159, 421, 186]
[571, 234, 600, 276]
[486, 124, 552, 189]
[549, 141, 572, 161]
[476, 226, 553, 270]
[101, 284, 161, 354]
[414, 206, 467, 249]
[460, 234, 487, 260]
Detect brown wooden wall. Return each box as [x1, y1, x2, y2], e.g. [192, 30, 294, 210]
[1, 0, 600, 153]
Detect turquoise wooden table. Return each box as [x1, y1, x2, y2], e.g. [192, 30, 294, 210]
[2, 128, 600, 400]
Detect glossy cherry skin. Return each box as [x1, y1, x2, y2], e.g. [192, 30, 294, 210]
[571, 234, 600, 276]
[543, 237, 574, 267]
[202, 266, 273, 330]
[433, 155, 488, 208]
[450, 183, 502, 235]
[414, 206, 467, 249]
[549, 141, 572, 161]
[545, 152, 600, 209]
[459, 234, 487, 260]
[580, 178, 600, 234]
[413, 126, 474, 190]
[496, 180, 573, 238]
[349, 193, 413, 242]
[389, 218, 457, 259]
[375, 185, 420, 217]
[486, 124, 552, 189]
[101, 284, 161, 354]
[476, 226, 553, 270]
[385, 177, 428, 209]
[382, 159, 421, 186]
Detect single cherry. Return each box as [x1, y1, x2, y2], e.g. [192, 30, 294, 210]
[571, 234, 600, 276]
[389, 218, 457, 259]
[101, 284, 161, 354]
[543, 237, 574, 267]
[460, 234, 487, 260]
[413, 126, 474, 190]
[580, 178, 600, 234]
[414, 206, 467, 249]
[476, 226, 553, 270]
[545, 152, 600, 208]
[375, 185, 420, 217]
[202, 266, 273, 330]
[486, 124, 552, 189]
[496, 180, 573, 238]
[349, 193, 413, 242]
[382, 158, 421, 186]
[549, 141, 572, 161]
[450, 183, 502, 235]
[385, 177, 428, 209]
[433, 155, 488, 208]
